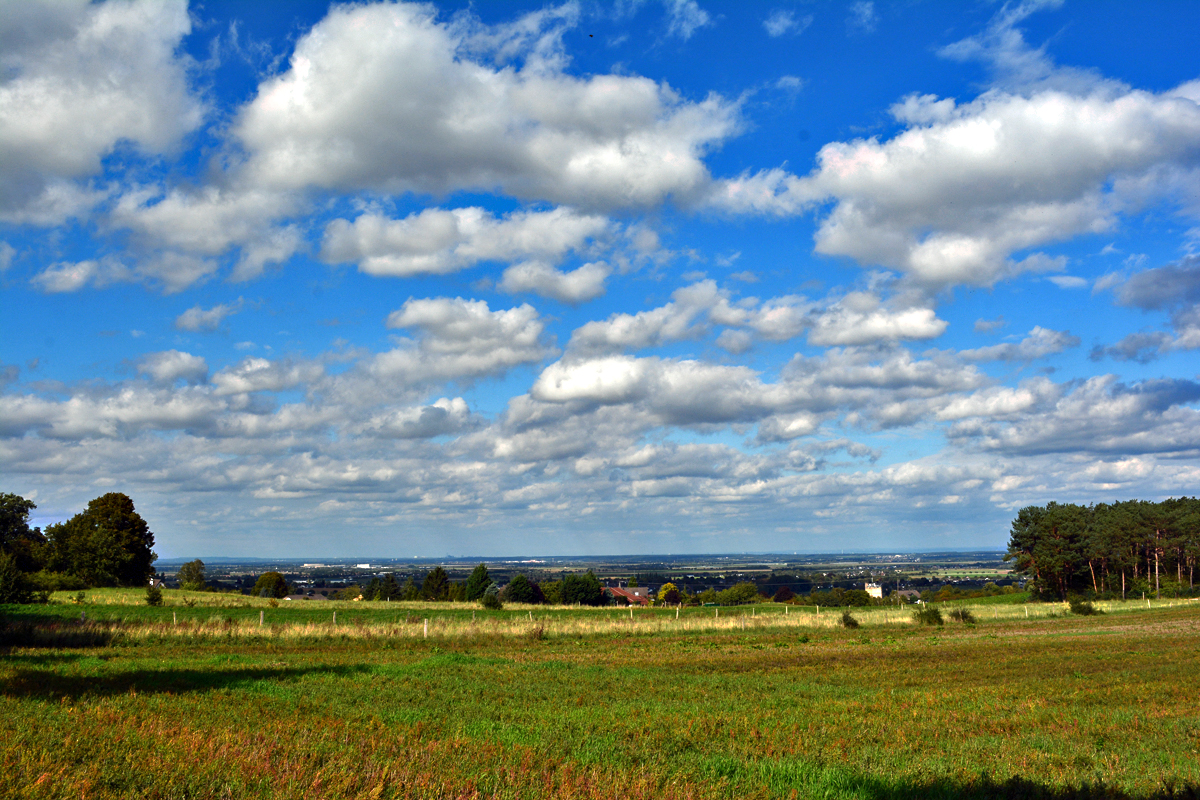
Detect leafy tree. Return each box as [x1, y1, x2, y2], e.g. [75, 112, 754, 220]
[501, 574, 544, 604]
[772, 586, 796, 603]
[421, 567, 450, 600]
[842, 589, 873, 606]
[561, 570, 606, 606]
[401, 577, 420, 600]
[178, 559, 206, 591]
[464, 563, 491, 601]
[0, 551, 32, 604]
[0, 493, 46, 572]
[657, 582, 681, 605]
[252, 571, 289, 598]
[45, 493, 156, 587]
[539, 579, 563, 605]
[716, 582, 759, 605]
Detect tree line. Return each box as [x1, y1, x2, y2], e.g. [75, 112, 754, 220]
[351, 564, 610, 607]
[1, 491, 156, 603]
[1006, 497, 1200, 600]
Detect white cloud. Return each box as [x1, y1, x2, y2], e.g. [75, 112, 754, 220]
[233, 2, 740, 211]
[1047, 275, 1088, 289]
[498, 261, 611, 303]
[212, 357, 324, 396]
[0, 241, 14, 271]
[31, 258, 131, 293]
[708, 10, 1200, 290]
[848, 1, 877, 33]
[320, 206, 610, 277]
[0, 0, 202, 222]
[174, 301, 243, 333]
[137, 350, 208, 385]
[359, 397, 473, 439]
[664, 0, 712, 40]
[763, 10, 811, 38]
[369, 297, 555, 386]
[807, 293, 947, 346]
[568, 279, 808, 353]
[958, 326, 1080, 362]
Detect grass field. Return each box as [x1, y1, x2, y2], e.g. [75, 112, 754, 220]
[2, 593, 1199, 799]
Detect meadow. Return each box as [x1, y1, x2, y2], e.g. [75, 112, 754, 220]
[2, 592, 1199, 799]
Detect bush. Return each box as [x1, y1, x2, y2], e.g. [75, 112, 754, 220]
[146, 584, 163, 606]
[948, 607, 976, 624]
[1069, 598, 1100, 616]
[481, 583, 503, 610]
[913, 606, 944, 626]
[840, 610, 859, 628]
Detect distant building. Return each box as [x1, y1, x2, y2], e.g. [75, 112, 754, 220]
[865, 582, 883, 599]
[148, 577, 167, 589]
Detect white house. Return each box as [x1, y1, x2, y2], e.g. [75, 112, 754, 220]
[865, 582, 883, 599]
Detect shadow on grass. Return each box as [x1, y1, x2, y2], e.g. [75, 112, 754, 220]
[0, 616, 115, 649]
[1, 661, 373, 700]
[849, 775, 1199, 800]
[755, 760, 1200, 800]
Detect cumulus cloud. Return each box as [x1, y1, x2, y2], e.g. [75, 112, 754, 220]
[958, 326, 1080, 362]
[368, 297, 555, 387]
[1092, 256, 1200, 361]
[232, 2, 740, 211]
[212, 357, 324, 396]
[321, 206, 610, 278]
[568, 280, 808, 353]
[948, 376, 1200, 456]
[174, 301, 243, 332]
[137, 350, 208, 385]
[807, 293, 947, 346]
[498, 261, 610, 303]
[110, 187, 301, 284]
[359, 397, 473, 439]
[30, 258, 131, 293]
[708, 8, 1200, 289]
[0, 0, 202, 223]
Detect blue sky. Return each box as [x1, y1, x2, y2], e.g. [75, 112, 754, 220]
[2, 0, 1199, 558]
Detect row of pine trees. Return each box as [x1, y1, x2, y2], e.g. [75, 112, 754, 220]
[1006, 498, 1200, 600]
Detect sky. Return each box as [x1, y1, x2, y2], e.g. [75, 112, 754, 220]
[2, 0, 1199, 559]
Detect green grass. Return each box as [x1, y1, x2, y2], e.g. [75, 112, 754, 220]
[2, 595, 1199, 798]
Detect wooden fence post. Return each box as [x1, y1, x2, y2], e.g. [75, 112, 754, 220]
[424, 619, 428, 638]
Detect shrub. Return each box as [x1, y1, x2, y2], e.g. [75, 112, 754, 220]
[949, 607, 976, 624]
[1069, 598, 1100, 616]
[0, 552, 31, 604]
[146, 584, 163, 607]
[840, 610, 859, 629]
[481, 583, 503, 609]
[913, 606, 944, 626]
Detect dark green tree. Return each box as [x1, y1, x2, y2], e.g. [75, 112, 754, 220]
[481, 582, 503, 609]
[45, 493, 156, 587]
[252, 571, 289, 598]
[561, 570, 606, 606]
[0, 551, 32, 604]
[421, 566, 450, 600]
[377, 572, 401, 601]
[464, 563, 491, 601]
[178, 559, 206, 591]
[401, 577, 420, 600]
[501, 574, 543, 604]
[0, 492, 46, 573]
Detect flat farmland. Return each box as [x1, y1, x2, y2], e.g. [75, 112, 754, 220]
[2, 597, 1198, 799]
